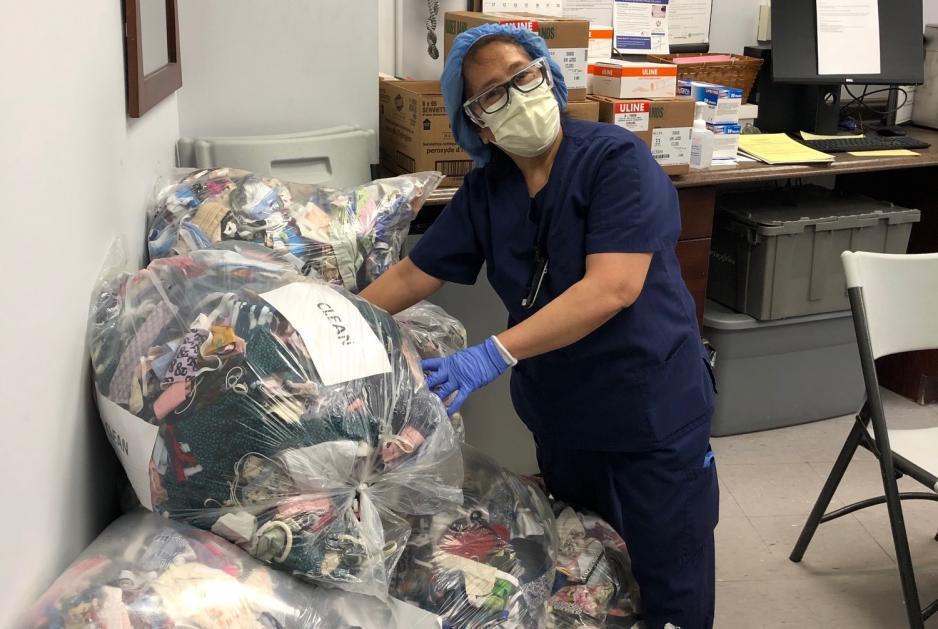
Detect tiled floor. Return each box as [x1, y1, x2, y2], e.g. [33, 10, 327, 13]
[713, 390, 938, 628]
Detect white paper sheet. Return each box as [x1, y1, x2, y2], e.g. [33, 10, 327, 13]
[668, 0, 712, 45]
[816, 0, 881, 75]
[562, 0, 614, 25]
[260, 282, 391, 386]
[614, 0, 669, 54]
[483, 0, 563, 16]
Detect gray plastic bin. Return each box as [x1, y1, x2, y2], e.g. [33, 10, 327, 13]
[708, 186, 920, 320]
[704, 300, 865, 437]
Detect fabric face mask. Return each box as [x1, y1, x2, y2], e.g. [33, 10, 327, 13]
[479, 81, 561, 158]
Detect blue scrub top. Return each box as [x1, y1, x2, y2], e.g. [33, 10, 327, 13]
[409, 118, 715, 452]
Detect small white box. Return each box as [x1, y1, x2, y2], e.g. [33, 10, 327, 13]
[706, 122, 742, 161]
[588, 25, 614, 60]
[678, 80, 743, 124]
[588, 59, 677, 99]
[738, 103, 758, 129]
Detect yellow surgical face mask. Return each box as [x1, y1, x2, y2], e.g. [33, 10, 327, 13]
[479, 82, 561, 158]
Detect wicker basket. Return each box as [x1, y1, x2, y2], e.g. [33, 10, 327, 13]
[647, 53, 763, 102]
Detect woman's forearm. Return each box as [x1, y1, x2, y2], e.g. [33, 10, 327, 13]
[496, 252, 652, 360]
[495, 277, 621, 360]
[358, 257, 444, 315]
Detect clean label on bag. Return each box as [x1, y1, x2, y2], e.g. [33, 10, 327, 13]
[97, 391, 159, 509]
[260, 282, 392, 386]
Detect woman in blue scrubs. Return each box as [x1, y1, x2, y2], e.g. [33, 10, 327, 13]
[361, 24, 718, 628]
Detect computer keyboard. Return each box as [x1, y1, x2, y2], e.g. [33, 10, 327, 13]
[798, 135, 931, 153]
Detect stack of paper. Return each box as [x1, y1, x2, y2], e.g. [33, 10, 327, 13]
[847, 149, 920, 157]
[799, 131, 865, 141]
[738, 134, 835, 165]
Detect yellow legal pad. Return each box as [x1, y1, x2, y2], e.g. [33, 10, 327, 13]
[846, 149, 920, 157]
[738, 134, 835, 165]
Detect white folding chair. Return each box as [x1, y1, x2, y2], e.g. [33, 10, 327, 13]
[790, 251, 938, 629]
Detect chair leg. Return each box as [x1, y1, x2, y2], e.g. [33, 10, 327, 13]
[878, 445, 924, 629]
[790, 419, 866, 562]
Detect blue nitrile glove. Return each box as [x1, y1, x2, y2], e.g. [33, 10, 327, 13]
[422, 337, 513, 414]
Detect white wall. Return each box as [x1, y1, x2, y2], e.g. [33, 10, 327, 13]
[709, 0, 763, 53]
[177, 0, 379, 138]
[379, 0, 397, 75]
[927, 0, 938, 25]
[0, 2, 179, 623]
[398, 0, 471, 80]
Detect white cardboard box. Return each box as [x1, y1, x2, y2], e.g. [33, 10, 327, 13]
[678, 80, 743, 124]
[588, 59, 677, 99]
[738, 103, 758, 128]
[706, 122, 742, 161]
[588, 25, 614, 59]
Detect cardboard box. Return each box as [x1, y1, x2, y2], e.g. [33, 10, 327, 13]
[592, 95, 695, 175]
[706, 122, 742, 161]
[738, 103, 758, 128]
[564, 99, 600, 122]
[678, 80, 743, 124]
[378, 80, 473, 188]
[588, 25, 613, 60]
[444, 11, 590, 101]
[587, 60, 677, 99]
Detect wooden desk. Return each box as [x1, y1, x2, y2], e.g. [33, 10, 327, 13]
[424, 127, 938, 206]
[415, 126, 938, 402]
[671, 126, 938, 188]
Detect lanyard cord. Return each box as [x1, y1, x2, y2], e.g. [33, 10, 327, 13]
[522, 197, 552, 309]
[426, 0, 440, 60]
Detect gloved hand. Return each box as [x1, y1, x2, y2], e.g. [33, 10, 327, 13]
[422, 337, 513, 414]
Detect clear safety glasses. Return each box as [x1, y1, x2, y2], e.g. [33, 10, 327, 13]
[463, 57, 553, 127]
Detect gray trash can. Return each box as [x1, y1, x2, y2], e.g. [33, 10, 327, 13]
[708, 186, 920, 320]
[704, 300, 865, 437]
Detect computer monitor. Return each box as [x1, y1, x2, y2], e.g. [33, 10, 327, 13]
[755, 1, 924, 133]
[772, 0, 924, 85]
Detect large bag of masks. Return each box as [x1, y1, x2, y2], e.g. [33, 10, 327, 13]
[548, 504, 642, 628]
[390, 446, 556, 629]
[394, 302, 468, 439]
[146, 168, 442, 292]
[87, 244, 463, 598]
[27, 509, 443, 628]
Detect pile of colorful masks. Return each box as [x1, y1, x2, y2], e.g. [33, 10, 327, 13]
[146, 168, 442, 292]
[27, 510, 443, 628]
[88, 247, 462, 598]
[390, 446, 556, 629]
[548, 504, 642, 628]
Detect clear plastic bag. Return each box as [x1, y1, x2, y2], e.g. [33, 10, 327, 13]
[394, 302, 468, 360]
[394, 301, 468, 440]
[548, 504, 642, 628]
[26, 509, 443, 628]
[88, 244, 462, 598]
[146, 168, 443, 292]
[390, 446, 556, 628]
